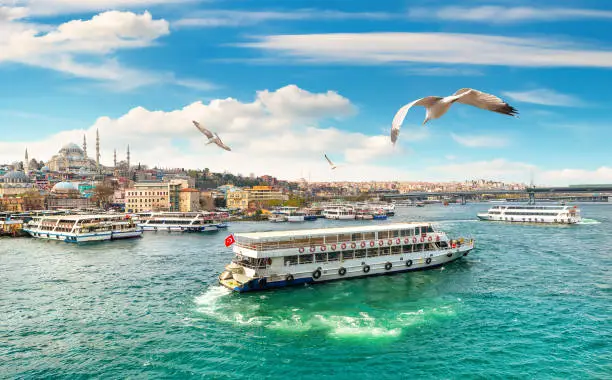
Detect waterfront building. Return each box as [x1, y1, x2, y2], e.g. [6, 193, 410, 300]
[0, 170, 37, 197]
[0, 194, 45, 212]
[125, 180, 190, 213]
[226, 185, 286, 210]
[179, 188, 201, 212]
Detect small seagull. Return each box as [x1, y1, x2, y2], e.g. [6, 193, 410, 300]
[391, 88, 518, 144]
[192, 120, 231, 151]
[324, 153, 339, 170]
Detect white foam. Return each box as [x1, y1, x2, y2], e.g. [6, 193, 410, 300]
[330, 326, 402, 338]
[577, 219, 601, 225]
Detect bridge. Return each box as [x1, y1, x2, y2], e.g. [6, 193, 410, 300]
[381, 185, 612, 204]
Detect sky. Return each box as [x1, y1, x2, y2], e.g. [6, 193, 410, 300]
[1, 0, 612, 186]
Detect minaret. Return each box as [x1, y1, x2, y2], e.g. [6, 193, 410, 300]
[126, 145, 130, 174]
[83, 134, 87, 158]
[113, 149, 117, 168]
[95, 129, 100, 172]
[24, 148, 29, 173]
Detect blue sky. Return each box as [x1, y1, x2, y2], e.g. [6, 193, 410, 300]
[1, 0, 612, 184]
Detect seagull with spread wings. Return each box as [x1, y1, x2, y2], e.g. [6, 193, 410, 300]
[324, 153, 340, 170]
[391, 88, 518, 144]
[192, 120, 231, 151]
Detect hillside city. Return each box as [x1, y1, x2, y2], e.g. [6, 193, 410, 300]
[1, 136, 526, 214]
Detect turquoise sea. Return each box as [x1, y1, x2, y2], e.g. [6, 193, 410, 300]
[2, 204, 611, 379]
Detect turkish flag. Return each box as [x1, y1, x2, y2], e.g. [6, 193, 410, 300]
[224, 234, 236, 247]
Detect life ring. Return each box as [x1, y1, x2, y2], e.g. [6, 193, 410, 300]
[258, 278, 267, 287]
[320, 245, 326, 252]
[360, 241, 366, 248]
[266, 258, 272, 266]
[420, 236, 425, 243]
[425, 258, 432, 264]
[406, 259, 413, 267]
[447, 252, 452, 257]
[331, 244, 337, 251]
[338, 267, 347, 276]
[385, 262, 392, 271]
[363, 265, 370, 273]
[451, 243, 457, 249]
[286, 274, 294, 282]
[310, 247, 316, 253]
[351, 242, 356, 249]
[339, 243, 346, 250]
[312, 269, 322, 279]
[436, 235, 440, 242]
[370, 241, 375, 247]
[428, 236, 432, 242]
[412, 237, 417, 243]
[298, 247, 305, 253]
[396, 238, 401, 244]
[379, 240, 384, 246]
[388, 239, 393, 246]
[404, 238, 409, 244]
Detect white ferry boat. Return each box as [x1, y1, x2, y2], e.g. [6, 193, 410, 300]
[276, 206, 305, 222]
[219, 223, 474, 292]
[138, 212, 229, 232]
[477, 204, 581, 224]
[322, 206, 355, 220]
[23, 214, 142, 242]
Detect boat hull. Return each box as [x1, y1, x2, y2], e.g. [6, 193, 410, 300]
[140, 223, 227, 232]
[221, 246, 472, 293]
[23, 229, 142, 242]
[476, 213, 580, 224]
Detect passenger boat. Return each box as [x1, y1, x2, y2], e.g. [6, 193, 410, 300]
[276, 207, 305, 222]
[219, 223, 474, 293]
[1, 213, 24, 237]
[477, 204, 581, 224]
[268, 213, 288, 223]
[322, 206, 355, 220]
[23, 214, 142, 242]
[138, 211, 229, 232]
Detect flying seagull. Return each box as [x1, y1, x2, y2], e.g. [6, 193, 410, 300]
[391, 88, 518, 144]
[192, 120, 231, 151]
[324, 153, 339, 170]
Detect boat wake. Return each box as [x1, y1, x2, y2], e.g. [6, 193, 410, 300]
[194, 287, 460, 340]
[577, 218, 601, 225]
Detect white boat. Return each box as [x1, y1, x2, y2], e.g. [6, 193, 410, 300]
[23, 214, 142, 242]
[477, 204, 581, 224]
[268, 213, 288, 223]
[219, 223, 474, 292]
[138, 212, 229, 232]
[322, 206, 355, 220]
[276, 206, 305, 222]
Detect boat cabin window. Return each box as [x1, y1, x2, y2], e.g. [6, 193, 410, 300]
[285, 255, 298, 265]
[378, 230, 390, 239]
[315, 253, 326, 263]
[351, 233, 362, 241]
[354, 249, 366, 258]
[299, 254, 313, 264]
[327, 252, 339, 261]
[310, 237, 325, 245]
[402, 245, 411, 253]
[380, 247, 390, 256]
[400, 229, 413, 236]
[391, 246, 401, 255]
[367, 248, 379, 257]
[362, 232, 375, 240]
[342, 251, 353, 260]
[337, 233, 352, 242]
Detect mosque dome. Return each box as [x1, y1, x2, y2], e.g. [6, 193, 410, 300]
[52, 181, 78, 192]
[3, 171, 28, 183]
[61, 143, 84, 154]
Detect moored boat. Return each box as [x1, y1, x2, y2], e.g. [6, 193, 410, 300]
[139, 211, 229, 232]
[23, 214, 142, 242]
[219, 223, 474, 293]
[477, 204, 581, 224]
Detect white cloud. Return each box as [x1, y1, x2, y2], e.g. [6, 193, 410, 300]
[408, 6, 612, 23]
[403, 66, 483, 77]
[502, 89, 582, 107]
[0, 9, 210, 90]
[240, 32, 612, 68]
[450, 133, 509, 148]
[0, 85, 396, 181]
[174, 9, 393, 28]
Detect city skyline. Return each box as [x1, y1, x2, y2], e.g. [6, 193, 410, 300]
[1, 1, 612, 185]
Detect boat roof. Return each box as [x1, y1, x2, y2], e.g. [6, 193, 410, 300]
[32, 214, 129, 220]
[491, 204, 574, 209]
[235, 222, 432, 240]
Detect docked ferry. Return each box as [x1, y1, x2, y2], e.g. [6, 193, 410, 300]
[219, 223, 474, 292]
[23, 214, 142, 242]
[477, 204, 581, 224]
[322, 206, 355, 220]
[138, 212, 229, 232]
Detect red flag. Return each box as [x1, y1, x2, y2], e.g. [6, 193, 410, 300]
[224, 234, 236, 247]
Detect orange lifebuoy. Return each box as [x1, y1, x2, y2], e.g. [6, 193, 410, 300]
[379, 240, 384, 246]
[428, 236, 432, 242]
[299, 247, 304, 253]
[341, 243, 347, 249]
[310, 247, 315, 253]
[435, 235, 440, 242]
[321, 245, 326, 252]
[351, 242, 356, 249]
[361, 241, 366, 248]
[420, 237, 425, 243]
[404, 238, 409, 244]
[331, 244, 337, 250]
[387, 239, 393, 246]
[396, 238, 401, 244]
[412, 237, 417, 243]
[370, 241, 375, 247]
[452, 243, 457, 249]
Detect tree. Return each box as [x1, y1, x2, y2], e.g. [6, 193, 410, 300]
[92, 184, 114, 208]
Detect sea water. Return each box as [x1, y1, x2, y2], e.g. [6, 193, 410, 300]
[1, 204, 610, 378]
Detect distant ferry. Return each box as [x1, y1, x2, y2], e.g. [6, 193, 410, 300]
[322, 206, 355, 220]
[23, 214, 142, 242]
[477, 204, 581, 224]
[138, 212, 229, 232]
[219, 223, 474, 292]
